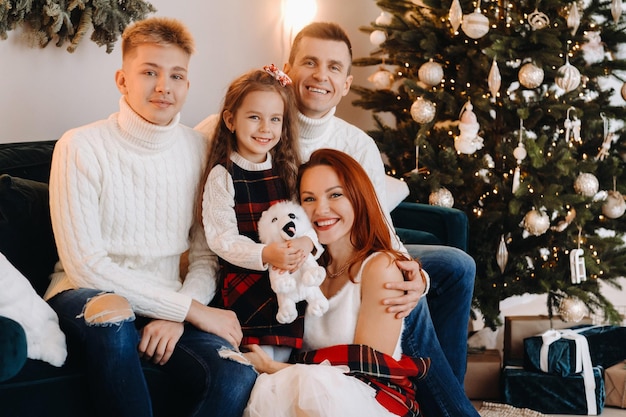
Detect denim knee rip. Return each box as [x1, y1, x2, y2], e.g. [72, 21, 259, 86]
[78, 292, 136, 327]
[218, 347, 254, 369]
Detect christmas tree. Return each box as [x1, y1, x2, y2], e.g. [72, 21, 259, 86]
[352, 0, 626, 328]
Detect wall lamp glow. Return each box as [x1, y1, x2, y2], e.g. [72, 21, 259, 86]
[282, 0, 318, 40]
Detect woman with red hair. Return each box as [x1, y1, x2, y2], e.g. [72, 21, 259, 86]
[243, 148, 430, 417]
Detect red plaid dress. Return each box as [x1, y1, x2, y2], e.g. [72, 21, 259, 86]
[297, 344, 430, 417]
[217, 161, 305, 348]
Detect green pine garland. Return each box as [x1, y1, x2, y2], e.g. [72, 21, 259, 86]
[0, 0, 156, 53]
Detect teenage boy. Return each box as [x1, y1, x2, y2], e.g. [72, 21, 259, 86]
[196, 21, 478, 417]
[46, 17, 256, 417]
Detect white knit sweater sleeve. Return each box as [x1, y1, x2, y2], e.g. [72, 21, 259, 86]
[202, 165, 266, 271]
[48, 131, 191, 322]
[179, 222, 219, 305]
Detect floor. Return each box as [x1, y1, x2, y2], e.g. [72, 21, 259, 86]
[472, 401, 626, 416]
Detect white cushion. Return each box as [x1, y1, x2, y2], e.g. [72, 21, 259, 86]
[0, 253, 67, 367]
[384, 175, 409, 212]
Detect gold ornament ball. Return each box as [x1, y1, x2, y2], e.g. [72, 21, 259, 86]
[410, 97, 436, 124]
[621, 82, 626, 101]
[555, 63, 581, 92]
[523, 209, 550, 236]
[574, 173, 599, 197]
[429, 187, 454, 208]
[518, 63, 544, 89]
[461, 11, 490, 39]
[369, 30, 387, 46]
[418, 61, 444, 87]
[559, 297, 587, 323]
[602, 190, 626, 219]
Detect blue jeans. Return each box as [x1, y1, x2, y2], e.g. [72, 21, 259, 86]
[404, 245, 478, 417]
[48, 288, 257, 417]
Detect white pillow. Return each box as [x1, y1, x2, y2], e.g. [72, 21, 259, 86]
[384, 175, 410, 213]
[0, 253, 67, 367]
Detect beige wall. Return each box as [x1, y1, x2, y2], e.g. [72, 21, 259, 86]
[0, 0, 379, 143]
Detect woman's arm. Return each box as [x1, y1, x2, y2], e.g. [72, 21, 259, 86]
[354, 253, 405, 355]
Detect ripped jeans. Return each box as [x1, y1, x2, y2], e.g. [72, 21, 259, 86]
[48, 288, 257, 417]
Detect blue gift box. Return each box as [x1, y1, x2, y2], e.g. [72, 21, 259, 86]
[523, 325, 626, 377]
[502, 366, 605, 415]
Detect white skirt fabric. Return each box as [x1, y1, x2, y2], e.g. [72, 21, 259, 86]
[243, 362, 398, 417]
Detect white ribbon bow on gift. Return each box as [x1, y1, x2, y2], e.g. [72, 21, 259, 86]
[540, 328, 598, 415]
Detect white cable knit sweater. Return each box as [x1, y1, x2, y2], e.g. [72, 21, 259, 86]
[45, 98, 218, 323]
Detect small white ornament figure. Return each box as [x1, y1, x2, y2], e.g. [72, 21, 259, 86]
[569, 248, 587, 284]
[455, 100, 484, 154]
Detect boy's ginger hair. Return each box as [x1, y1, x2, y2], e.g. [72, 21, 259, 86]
[121, 17, 195, 57]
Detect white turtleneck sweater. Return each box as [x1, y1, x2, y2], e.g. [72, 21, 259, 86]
[45, 98, 218, 323]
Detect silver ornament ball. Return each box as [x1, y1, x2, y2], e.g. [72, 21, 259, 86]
[574, 173, 599, 197]
[429, 187, 454, 208]
[418, 61, 444, 87]
[369, 30, 387, 46]
[368, 70, 394, 90]
[555, 63, 581, 92]
[518, 63, 544, 89]
[523, 209, 550, 236]
[602, 190, 626, 219]
[461, 11, 490, 39]
[559, 297, 587, 323]
[410, 98, 436, 124]
[375, 12, 393, 26]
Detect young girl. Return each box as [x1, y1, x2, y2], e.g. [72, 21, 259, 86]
[198, 65, 320, 362]
[243, 148, 430, 417]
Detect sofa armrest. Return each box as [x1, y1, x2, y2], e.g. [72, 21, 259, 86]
[0, 316, 27, 382]
[391, 202, 469, 252]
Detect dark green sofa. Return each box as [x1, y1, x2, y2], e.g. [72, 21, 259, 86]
[0, 140, 469, 417]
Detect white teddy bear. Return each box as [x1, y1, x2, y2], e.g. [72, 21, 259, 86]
[258, 200, 329, 324]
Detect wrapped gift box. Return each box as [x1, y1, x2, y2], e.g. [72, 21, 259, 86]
[523, 325, 626, 376]
[502, 365, 605, 415]
[605, 361, 626, 408]
[504, 315, 592, 365]
[464, 349, 501, 400]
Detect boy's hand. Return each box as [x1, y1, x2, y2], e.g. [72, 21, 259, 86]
[139, 319, 184, 365]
